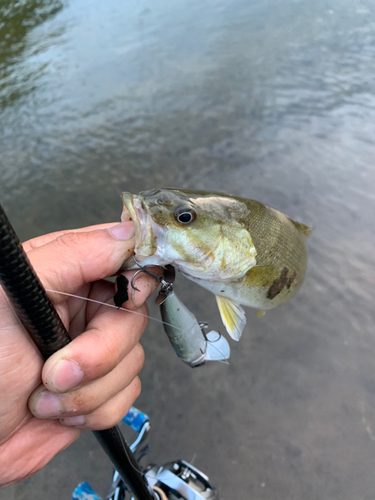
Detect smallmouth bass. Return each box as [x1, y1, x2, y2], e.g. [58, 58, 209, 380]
[121, 188, 312, 341]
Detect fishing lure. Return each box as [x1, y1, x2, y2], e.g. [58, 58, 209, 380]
[127, 262, 230, 367]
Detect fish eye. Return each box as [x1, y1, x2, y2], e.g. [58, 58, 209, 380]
[175, 208, 196, 224]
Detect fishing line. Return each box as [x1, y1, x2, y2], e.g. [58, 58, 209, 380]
[45, 289, 230, 363]
[45, 289, 189, 332]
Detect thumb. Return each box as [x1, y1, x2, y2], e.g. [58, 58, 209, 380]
[27, 222, 135, 301]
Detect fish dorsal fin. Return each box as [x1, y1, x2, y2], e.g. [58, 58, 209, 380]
[289, 218, 313, 238]
[215, 296, 246, 341]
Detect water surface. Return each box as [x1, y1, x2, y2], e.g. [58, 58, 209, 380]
[1, 1, 375, 499]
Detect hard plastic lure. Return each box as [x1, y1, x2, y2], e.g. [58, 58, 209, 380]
[155, 265, 230, 367]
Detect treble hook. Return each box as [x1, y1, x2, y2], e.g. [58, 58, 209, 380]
[130, 255, 175, 293]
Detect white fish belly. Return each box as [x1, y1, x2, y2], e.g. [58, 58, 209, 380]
[182, 274, 279, 310]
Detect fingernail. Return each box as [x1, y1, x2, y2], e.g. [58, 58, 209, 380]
[32, 391, 62, 418]
[60, 415, 86, 427]
[108, 221, 135, 240]
[46, 359, 84, 392]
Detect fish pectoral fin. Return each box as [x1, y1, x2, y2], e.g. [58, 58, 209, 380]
[215, 296, 246, 341]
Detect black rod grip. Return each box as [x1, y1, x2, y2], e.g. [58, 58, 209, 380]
[0, 205, 70, 358]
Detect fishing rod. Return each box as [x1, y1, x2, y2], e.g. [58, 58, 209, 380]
[0, 202, 225, 499]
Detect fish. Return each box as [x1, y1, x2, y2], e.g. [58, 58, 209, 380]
[121, 188, 312, 341]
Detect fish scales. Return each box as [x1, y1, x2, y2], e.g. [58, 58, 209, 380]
[240, 199, 308, 307]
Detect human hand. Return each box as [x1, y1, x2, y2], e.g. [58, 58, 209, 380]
[0, 222, 159, 486]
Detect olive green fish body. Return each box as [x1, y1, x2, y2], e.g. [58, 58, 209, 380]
[198, 198, 308, 309]
[121, 189, 312, 340]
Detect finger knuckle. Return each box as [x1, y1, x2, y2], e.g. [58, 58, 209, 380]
[57, 231, 83, 250]
[133, 343, 145, 372]
[132, 376, 142, 400]
[137, 303, 150, 330]
[89, 328, 122, 373]
[90, 403, 132, 430]
[65, 392, 100, 415]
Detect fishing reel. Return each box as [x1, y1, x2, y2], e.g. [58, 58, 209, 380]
[73, 407, 218, 500]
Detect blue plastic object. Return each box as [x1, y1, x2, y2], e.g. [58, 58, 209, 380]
[122, 406, 150, 433]
[72, 481, 102, 500]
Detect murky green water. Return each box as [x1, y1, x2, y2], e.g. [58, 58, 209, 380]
[1, 1, 375, 499]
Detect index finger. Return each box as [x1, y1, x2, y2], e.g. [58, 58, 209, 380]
[23, 223, 119, 253]
[27, 223, 136, 304]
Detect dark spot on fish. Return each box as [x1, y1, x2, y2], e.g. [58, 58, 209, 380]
[114, 275, 129, 307]
[267, 267, 296, 300]
[177, 308, 180, 311]
[221, 290, 225, 292]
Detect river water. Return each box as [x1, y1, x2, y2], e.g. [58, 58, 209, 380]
[1, 1, 375, 499]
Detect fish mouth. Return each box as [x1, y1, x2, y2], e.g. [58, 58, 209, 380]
[121, 192, 157, 268]
[121, 192, 146, 239]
